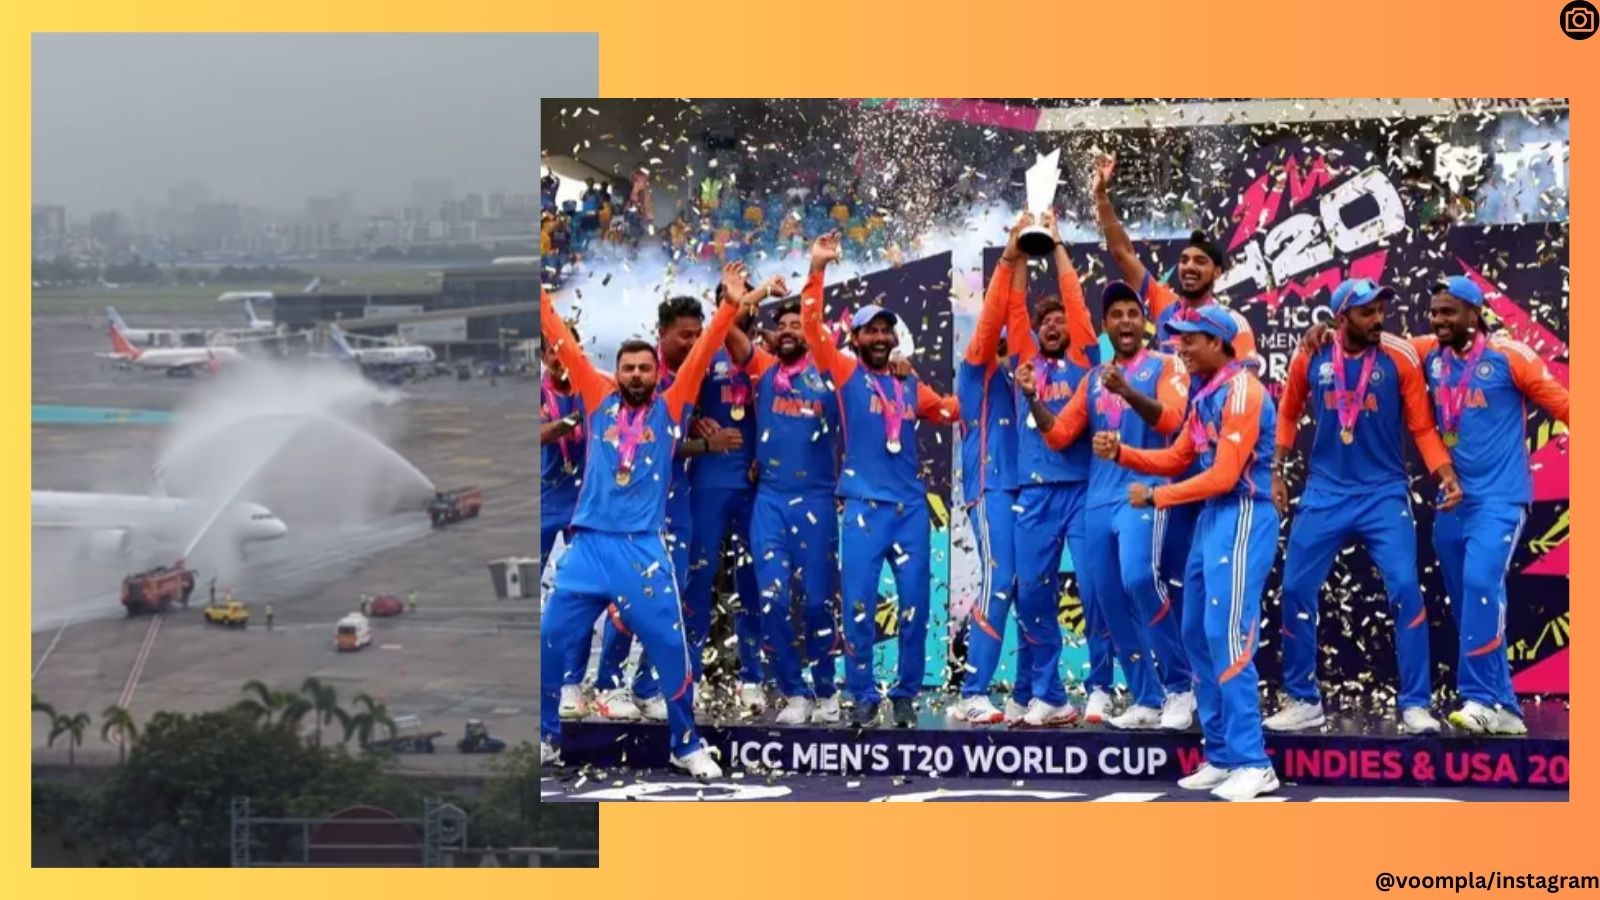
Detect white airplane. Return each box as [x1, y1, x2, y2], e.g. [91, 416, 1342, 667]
[329, 323, 436, 367]
[32, 490, 289, 561]
[102, 322, 242, 374]
[104, 307, 205, 349]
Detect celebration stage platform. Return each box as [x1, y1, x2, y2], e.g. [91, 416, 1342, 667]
[554, 702, 1568, 792]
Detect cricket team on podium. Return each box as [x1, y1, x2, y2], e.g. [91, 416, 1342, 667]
[538, 156, 1569, 800]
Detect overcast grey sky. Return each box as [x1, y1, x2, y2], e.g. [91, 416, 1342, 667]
[33, 33, 598, 218]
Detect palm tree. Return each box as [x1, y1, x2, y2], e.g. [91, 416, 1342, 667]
[100, 705, 138, 764]
[300, 677, 348, 748]
[33, 694, 56, 722]
[48, 712, 92, 766]
[343, 693, 397, 748]
[234, 679, 282, 726]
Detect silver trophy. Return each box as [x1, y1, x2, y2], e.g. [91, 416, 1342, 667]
[1017, 149, 1062, 257]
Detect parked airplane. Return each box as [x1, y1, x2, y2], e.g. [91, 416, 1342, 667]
[104, 307, 205, 349]
[32, 490, 289, 560]
[101, 323, 242, 375]
[329, 324, 436, 367]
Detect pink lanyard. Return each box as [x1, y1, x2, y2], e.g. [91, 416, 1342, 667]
[864, 370, 907, 452]
[542, 375, 580, 469]
[1096, 350, 1149, 428]
[1332, 337, 1378, 444]
[1438, 334, 1486, 442]
[1032, 353, 1065, 399]
[1187, 362, 1242, 453]
[614, 403, 649, 481]
[773, 355, 810, 395]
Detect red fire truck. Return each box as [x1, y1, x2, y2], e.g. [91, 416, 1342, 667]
[120, 564, 196, 616]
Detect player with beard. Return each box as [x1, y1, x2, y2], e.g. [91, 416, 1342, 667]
[721, 266, 846, 725]
[1267, 278, 1461, 735]
[538, 284, 740, 778]
[801, 233, 961, 728]
[1298, 277, 1568, 734]
[1093, 153, 1259, 688]
[682, 273, 785, 716]
[1022, 280, 1196, 731]
[1005, 211, 1107, 727]
[589, 295, 721, 723]
[947, 213, 1035, 725]
[1097, 305, 1281, 800]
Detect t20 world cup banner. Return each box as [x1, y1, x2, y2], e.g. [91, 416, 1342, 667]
[978, 137, 1568, 702]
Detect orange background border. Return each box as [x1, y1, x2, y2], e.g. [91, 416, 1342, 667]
[7, 0, 1591, 894]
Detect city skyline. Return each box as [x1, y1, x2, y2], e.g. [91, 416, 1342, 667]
[33, 33, 597, 217]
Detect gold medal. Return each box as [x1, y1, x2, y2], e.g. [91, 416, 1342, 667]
[615, 468, 632, 487]
[1340, 428, 1355, 445]
[1443, 431, 1459, 448]
[886, 438, 902, 454]
[730, 406, 746, 421]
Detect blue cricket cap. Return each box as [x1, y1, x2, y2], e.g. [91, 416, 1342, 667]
[1162, 304, 1238, 344]
[1433, 275, 1485, 307]
[851, 304, 898, 331]
[1330, 278, 1396, 315]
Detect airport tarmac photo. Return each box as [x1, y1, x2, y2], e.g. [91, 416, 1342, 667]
[29, 32, 599, 867]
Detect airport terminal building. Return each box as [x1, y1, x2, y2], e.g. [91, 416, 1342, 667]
[272, 263, 537, 361]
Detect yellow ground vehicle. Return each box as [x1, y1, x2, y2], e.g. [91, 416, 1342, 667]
[203, 600, 250, 627]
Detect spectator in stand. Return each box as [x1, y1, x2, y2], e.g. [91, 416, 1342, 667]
[630, 165, 654, 224]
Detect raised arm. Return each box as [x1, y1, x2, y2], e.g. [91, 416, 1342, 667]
[800, 234, 857, 386]
[1043, 210, 1097, 368]
[541, 288, 612, 411]
[665, 300, 741, 421]
[1150, 376, 1263, 507]
[1501, 337, 1570, 424]
[965, 256, 1015, 366]
[1091, 154, 1151, 294]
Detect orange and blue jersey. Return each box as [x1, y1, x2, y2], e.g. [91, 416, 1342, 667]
[540, 383, 587, 499]
[1040, 351, 1188, 509]
[957, 258, 1022, 504]
[539, 289, 738, 535]
[744, 348, 842, 496]
[691, 349, 757, 490]
[800, 271, 959, 505]
[1277, 333, 1452, 499]
[1141, 274, 1259, 368]
[1413, 333, 1569, 504]
[1117, 365, 1276, 509]
[1006, 257, 1099, 485]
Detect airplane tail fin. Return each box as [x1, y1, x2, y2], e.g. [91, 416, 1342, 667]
[107, 322, 142, 359]
[106, 306, 129, 331]
[244, 298, 268, 328]
[328, 324, 357, 360]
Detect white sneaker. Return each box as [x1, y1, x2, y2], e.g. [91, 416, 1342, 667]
[1022, 698, 1080, 728]
[738, 682, 767, 715]
[1447, 700, 1496, 734]
[558, 685, 588, 720]
[1177, 762, 1232, 791]
[638, 694, 669, 722]
[1108, 705, 1162, 730]
[670, 746, 723, 780]
[1263, 699, 1326, 732]
[948, 696, 1005, 725]
[540, 741, 562, 767]
[810, 695, 842, 725]
[1003, 698, 1029, 725]
[1493, 707, 1529, 736]
[1159, 691, 1197, 731]
[776, 696, 813, 726]
[595, 688, 641, 722]
[1401, 706, 1442, 735]
[1083, 690, 1113, 725]
[1210, 766, 1281, 801]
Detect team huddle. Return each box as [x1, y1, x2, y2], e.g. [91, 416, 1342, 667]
[538, 156, 1568, 800]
